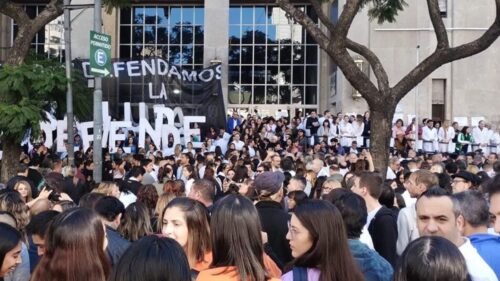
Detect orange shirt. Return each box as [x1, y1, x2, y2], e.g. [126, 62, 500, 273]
[193, 252, 212, 272]
[195, 253, 281, 281]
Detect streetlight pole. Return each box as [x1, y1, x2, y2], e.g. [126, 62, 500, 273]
[93, 0, 103, 182]
[415, 45, 420, 148]
[63, 0, 74, 165]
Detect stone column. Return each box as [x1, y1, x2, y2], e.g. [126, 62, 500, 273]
[204, 0, 230, 112]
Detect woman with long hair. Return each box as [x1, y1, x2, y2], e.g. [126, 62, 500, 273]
[109, 235, 191, 281]
[118, 202, 152, 242]
[31, 208, 110, 281]
[183, 165, 199, 195]
[0, 191, 30, 232]
[457, 126, 474, 154]
[153, 192, 177, 231]
[160, 197, 211, 273]
[197, 194, 281, 281]
[282, 200, 364, 281]
[13, 181, 32, 204]
[163, 180, 186, 197]
[0, 223, 22, 281]
[137, 184, 159, 217]
[394, 236, 469, 281]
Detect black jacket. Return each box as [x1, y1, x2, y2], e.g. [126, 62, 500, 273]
[368, 206, 398, 268]
[121, 178, 142, 195]
[106, 226, 130, 267]
[255, 200, 293, 266]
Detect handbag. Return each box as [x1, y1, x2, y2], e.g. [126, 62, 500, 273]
[292, 267, 308, 281]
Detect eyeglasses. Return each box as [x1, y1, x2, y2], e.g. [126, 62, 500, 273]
[256, 169, 264, 173]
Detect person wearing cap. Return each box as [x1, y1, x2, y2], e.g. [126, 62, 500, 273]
[254, 171, 293, 268]
[451, 171, 476, 194]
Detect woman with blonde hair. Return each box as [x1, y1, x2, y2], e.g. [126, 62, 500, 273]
[13, 181, 32, 203]
[92, 182, 121, 198]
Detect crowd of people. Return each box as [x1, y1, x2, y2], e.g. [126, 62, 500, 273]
[1, 109, 500, 281]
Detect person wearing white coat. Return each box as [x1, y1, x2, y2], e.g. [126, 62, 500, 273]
[438, 120, 456, 153]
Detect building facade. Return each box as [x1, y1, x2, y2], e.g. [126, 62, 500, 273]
[1, 0, 499, 126]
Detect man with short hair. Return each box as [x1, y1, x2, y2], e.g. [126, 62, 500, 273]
[231, 132, 245, 151]
[396, 170, 439, 255]
[454, 191, 500, 279]
[488, 176, 500, 233]
[473, 120, 491, 152]
[305, 110, 320, 144]
[188, 179, 215, 211]
[451, 171, 476, 193]
[25, 211, 59, 270]
[329, 190, 393, 281]
[94, 196, 130, 267]
[386, 157, 401, 180]
[121, 166, 144, 196]
[141, 159, 157, 184]
[422, 119, 437, 153]
[351, 172, 397, 267]
[287, 176, 306, 192]
[416, 187, 497, 281]
[270, 155, 282, 172]
[226, 111, 241, 135]
[254, 171, 292, 266]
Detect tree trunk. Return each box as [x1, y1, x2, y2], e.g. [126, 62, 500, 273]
[369, 105, 396, 180]
[1, 138, 22, 183]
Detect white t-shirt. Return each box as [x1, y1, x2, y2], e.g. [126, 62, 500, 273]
[459, 238, 498, 281]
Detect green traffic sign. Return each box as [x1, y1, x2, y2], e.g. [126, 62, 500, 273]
[89, 31, 112, 77]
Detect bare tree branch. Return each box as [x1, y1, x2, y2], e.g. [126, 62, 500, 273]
[346, 38, 390, 93]
[427, 0, 449, 50]
[394, 0, 500, 100]
[0, 0, 30, 25]
[334, 0, 363, 38]
[309, 0, 336, 31]
[277, 0, 380, 105]
[31, 0, 64, 31]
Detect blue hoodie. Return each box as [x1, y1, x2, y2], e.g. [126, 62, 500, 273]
[469, 233, 500, 280]
[349, 239, 393, 281]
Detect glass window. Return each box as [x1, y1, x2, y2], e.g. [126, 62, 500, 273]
[242, 7, 254, 24]
[254, 86, 265, 104]
[254, 7, 267, 24]
[144, 7, 157, 24]
[229, 66, 240, 84]
[229, 46, 241, 64]
[156, 26, 169, 44]
[194, 8, 204, 24]
[122, 6, 203, 66]
[229, 7, 241, 25]
[228, 5, 319, 107]
[120, 26, 131, 43]
[121, 7, 132, 25]
[170, 7, 182, 25]
[241, 66, 253, 84]
[157, 7, 169, 25]
[133, 7, 145, 24]
[229, 26, 241, 44]
[194, 26, 204, 44]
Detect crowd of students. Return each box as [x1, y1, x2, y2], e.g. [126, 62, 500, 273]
[1, 110, 500, 281]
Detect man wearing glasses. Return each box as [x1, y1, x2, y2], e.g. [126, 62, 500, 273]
[451, 171, 476, 194]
